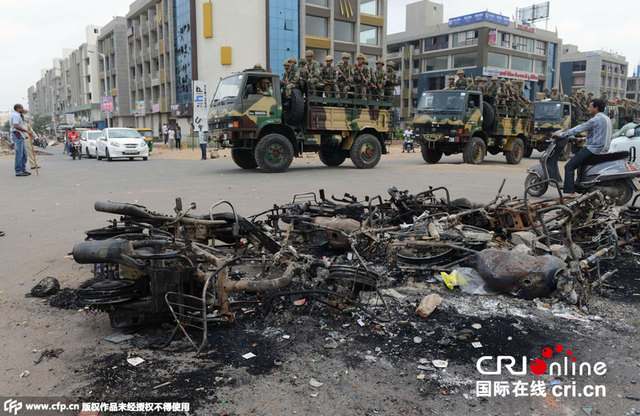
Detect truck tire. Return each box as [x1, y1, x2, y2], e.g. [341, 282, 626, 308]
[524, 145, 534, 158]
[318, 147, 347, 166]
[421, 145, 443, 164]
[462, 137, 486, 164]
[284, 89, 304, 126]
[350, 134, 382, 169]
[482, 102, 495, 130]
[231, 149, 258, 169]
[505, 137, 525, 164]
[254, 134, 294, 173]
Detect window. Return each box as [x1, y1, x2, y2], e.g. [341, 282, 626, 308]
[487, 52, 509, 68]
[360, 0, 378, 14]
[534, 60, 544, 74]
[513, 35, 533, 52]
[452, 52, 477, 68]
[572, 61, 586, 71]
[511, 56, 532, 72]
[535, 40, 546, 55]
[334, 20, 354, 42]
[360, 24, 378, 45]
[452, 30, 477, 47]
[424, 35, 448, 52]
[365, 54, 378, 63]
[424, 56, 448, 71]
[500, 32, 510, 48]
[306, 0, 327, 5]
[306, 16, 327, 37]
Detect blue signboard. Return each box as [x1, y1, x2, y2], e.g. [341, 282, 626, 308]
[448, 11, 509, 27]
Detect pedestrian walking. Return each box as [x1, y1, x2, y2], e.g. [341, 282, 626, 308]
[22, 110, 41, 170]
[175, 125, 182, 150]
[10, 104, 31, 176]
[198, 124, 208, 160]
[167, 127, 176, 150]
[162, 123, 169, 146]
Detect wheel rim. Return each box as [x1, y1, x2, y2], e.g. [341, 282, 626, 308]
[514, 142, 522, 160]
[472, 144, 483, 162]
[265, 143, 285, 165]
[360, 141, 375, 162]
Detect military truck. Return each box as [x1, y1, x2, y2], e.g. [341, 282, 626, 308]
[208, 69, 395, 172]
[412, 90, 532, 165]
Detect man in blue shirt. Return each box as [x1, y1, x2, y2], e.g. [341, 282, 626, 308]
[552, 98, 612, 196]
[10, 104, 33, 176]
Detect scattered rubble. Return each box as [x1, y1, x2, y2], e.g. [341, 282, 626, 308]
[30, 276, 60, 297]
[61, 183, 640, 355]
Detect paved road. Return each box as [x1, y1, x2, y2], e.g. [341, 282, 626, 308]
[0, 147, 541, 397]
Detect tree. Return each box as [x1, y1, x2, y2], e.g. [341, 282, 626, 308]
[31, 114, 51, 133]
[2, 120, 9, 132]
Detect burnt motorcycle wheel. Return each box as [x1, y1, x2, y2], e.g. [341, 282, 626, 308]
[612, 181, 633, 206]
[525, 172, 548, 197]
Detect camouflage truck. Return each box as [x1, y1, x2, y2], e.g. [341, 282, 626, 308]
[208, 69, 395, 172]
[530, 100, 575, 159]
[413, 90, 532, 165]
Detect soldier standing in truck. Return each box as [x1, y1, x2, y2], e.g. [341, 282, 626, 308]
[284, 57, 301, 99]
[337, 53, 353, 99]
[353, 53, 369, 99]
[384, 61, 399, 99]
[320, 55, 338, 98]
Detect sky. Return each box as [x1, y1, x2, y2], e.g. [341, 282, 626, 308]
[1, 0, 638, 111]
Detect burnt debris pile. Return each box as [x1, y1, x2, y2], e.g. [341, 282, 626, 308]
[69, 183, 640, 352]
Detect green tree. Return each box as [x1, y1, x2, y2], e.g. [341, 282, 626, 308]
[2, 120, 9, 132]
[31, 114, 51, 133]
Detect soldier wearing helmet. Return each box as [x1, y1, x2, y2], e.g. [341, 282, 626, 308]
[320, 55, 338, 97]
[281, 60, 290, 85]
[284, 57, 301, 99]
[337, 52, 353, 99]
[353, 53, 369, 99]
[445, 74, 456, 90]
[371, 58, 385, 98]
[550, 86, 561, 101]
[257, 78, 272, 97]
[455, 69, 467, 90]
[304, 50, 322, 95]
[384, 61, 399, 98]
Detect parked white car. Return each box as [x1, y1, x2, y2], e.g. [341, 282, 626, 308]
[609, 125, 640, 163]
[81, 130, 102, 158]
[96, 128, 149, 161]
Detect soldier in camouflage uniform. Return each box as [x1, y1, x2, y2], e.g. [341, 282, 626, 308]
[485, 76, 499, 99]
[513, 79, 531, 117]
[570, 91, 580, 125]
[298, 59, 308, 79]
[304, 50, 322, 96]
[284, 57, 301, 99]
[281, 60, 290, 85]
[444, 74, 455, 90]
[466, 76, 477, 91]
[257, 78, 273, 96]
[455, 69, 468, 90]
[542, 87, 550, 99]
[371, 58, 385, 99]
[503, 81, 515, 116]
[337, 52, 353, 99]
[384, 61, 399, 99]
[600, 91, 608, 101]
[496, 79, 508, 113]
[320, 55, 338, 98]
[364, 58, 374, 99]
[587, 91, 594, 104]
[549, 86, 561, 101]
[353, 53, 369, 100]
[477, 77, 487, 95]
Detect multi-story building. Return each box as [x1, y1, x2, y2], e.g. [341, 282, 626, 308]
[126, 0, 179, 131]
[98, 16, 134, 127]
[59, 26, 102, 125]
[627, 69, 640, 102]
[559, 45, 628, 100]
[387, 1, 561, 122]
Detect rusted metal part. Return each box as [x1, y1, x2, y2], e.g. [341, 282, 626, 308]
[311, 217, 361, 249]
[469, 248, 566, 299]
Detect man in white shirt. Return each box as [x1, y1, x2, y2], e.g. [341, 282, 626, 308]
[162, 123, 169, 145]
[10, 104, 32, 176]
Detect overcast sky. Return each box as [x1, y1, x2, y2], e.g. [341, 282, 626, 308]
[1, 0, 638, 112]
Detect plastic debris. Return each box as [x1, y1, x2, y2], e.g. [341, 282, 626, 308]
[104, 332, 134, 344]
[20, 370, 30, 378]
[309, 378, 324, 388]
[242, 352, 256, 360]
[471, 323, 482, 329]
[413, 337, 423, 344]
[417, 374, 425, 380]
[432, 360, 448, 369]
[472, 341, 483, 348]
[127, 357, 145, 366]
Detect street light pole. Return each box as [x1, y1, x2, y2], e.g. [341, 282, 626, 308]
[89, 50, 110, 128]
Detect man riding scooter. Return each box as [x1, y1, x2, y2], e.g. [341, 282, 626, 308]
[66, 128, 82, 159]
[526, 98, 640, 205]
[551, 98, 612, 198]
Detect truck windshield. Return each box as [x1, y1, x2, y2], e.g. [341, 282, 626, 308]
[416, 91, 466, 114]
[534, 102, 563, 120]
[212, 74, 244, 105]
